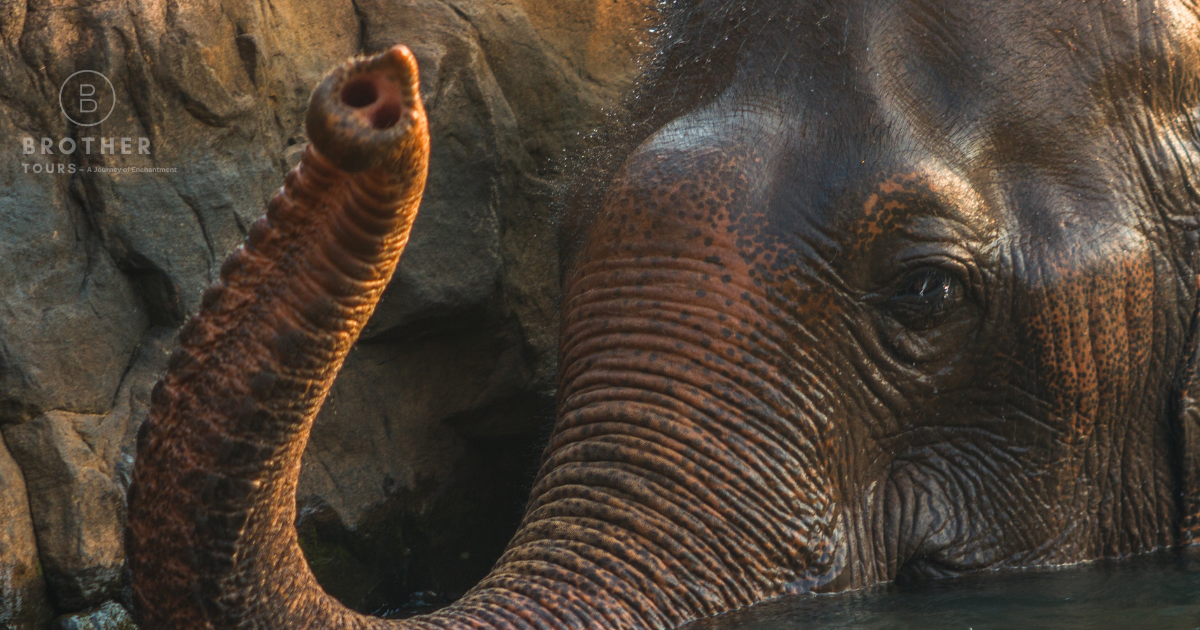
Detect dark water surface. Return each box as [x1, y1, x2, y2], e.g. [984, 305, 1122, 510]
[686, 549, 1200, 630]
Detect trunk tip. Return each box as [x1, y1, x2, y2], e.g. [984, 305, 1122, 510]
[305, 44, 427, 173]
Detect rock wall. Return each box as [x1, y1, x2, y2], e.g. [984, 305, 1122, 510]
[0, 0, 653, 626]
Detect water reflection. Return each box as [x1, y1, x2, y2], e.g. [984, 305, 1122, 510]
[686, 549, 1200, 630]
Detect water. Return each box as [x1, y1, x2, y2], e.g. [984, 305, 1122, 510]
[686, 549, 1200, 630]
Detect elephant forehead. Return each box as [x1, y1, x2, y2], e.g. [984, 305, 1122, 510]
[863, 0, 1199, 164]
[582, 142, 776, 283]
[599, 105, 786, 245]
[571, 123, 848, 333]
[575, 0, 1197, 300]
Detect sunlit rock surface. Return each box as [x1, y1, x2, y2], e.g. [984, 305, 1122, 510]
[0, 433, 53, 629]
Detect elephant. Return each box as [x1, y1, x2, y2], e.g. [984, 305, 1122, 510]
[126, 0, 1200, 628]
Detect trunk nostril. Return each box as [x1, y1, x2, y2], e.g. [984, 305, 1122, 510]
[340, 78, 377, 108]
[371, 102, 401, 129]
[307, 45, 423, 171]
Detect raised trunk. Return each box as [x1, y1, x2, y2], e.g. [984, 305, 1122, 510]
[127, 46, 838, 630]
[125, 46, 433, 629]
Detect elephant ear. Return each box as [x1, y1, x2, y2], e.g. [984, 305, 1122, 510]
[1177, 276, 1200, 546]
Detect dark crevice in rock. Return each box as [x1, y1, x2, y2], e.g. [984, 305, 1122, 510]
[444, 389, 556, 438]
[0, 338, 41, 424]
[349, 0, 370, 55]
[298, 428, 547, 617]
[119, 28, 160, 152]
[360, 303, 493, 346]
[114, 252, 184, 328]
[177, 193, 217, 273]
[0, 398, 41, 427]
[234, 25, 260, 87]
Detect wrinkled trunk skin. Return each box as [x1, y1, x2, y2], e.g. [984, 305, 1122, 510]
[127, 40, 837, 630]
[126, 46, 434, 629]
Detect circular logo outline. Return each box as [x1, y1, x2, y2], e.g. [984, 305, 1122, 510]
[59, 70, 116, 127]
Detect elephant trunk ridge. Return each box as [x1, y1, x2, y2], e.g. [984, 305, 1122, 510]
[126, 46, 431, 630]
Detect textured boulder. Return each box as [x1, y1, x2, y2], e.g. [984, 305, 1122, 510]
[0, 0, 651, 620]
[0, 433, 53, 629]
[1, 330, 172, 613]
[3, 412, 125, 612]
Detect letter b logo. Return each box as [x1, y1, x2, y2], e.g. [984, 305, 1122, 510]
[59, 71, 115, 127]
[78, 83, 98, 114]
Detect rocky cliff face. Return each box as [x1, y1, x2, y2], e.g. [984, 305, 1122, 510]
[0, 1, 652, 626]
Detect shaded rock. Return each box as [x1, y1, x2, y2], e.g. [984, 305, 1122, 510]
[3, 411, 125, 612]
[297, 317, 553, 610]
[51, 601, 135, 630]
[0, 7, 150, 426]
[0, 0, 363, 429]
[0, 433, 54, 630]
[0, 137, 147, 425]
[0, 329, 171, 613]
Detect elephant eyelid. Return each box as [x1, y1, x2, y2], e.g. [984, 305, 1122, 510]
[878, 266, 974, 332]
[881, 254, 983, 304]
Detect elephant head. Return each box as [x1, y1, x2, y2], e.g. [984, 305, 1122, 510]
[127, 1, 1200, 628]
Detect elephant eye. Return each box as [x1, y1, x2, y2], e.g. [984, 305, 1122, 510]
[886, 267, 963, 331]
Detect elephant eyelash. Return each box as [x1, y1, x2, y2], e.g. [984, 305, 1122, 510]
[883, 251, 983, 300]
